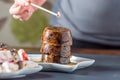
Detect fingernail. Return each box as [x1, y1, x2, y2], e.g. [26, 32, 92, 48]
[13, 15, 21, 19]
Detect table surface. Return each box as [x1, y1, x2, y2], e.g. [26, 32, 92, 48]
[8, 52, 120, 80]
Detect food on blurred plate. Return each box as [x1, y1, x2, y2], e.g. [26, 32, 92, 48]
[0, 43, 37, 73]
[0, 62, 19, 73]
[40, 26, 72, 64]
[18, 61, 38, 69]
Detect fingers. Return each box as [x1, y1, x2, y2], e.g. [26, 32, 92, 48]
[13, 6, 35, 21]
[32, 0, 46, 6]
[14, 0, 31, 6]
[10, 3, 32, 21]
[9, 0, 47, 21]
[12, 10, 33, 21]
[20, 12, 32, 21]
[20, 6, 35, 21]
[10, 4, 29, 16]
[9, 3, 21, 15]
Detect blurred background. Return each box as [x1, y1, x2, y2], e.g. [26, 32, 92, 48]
[0, 0, 54, 52]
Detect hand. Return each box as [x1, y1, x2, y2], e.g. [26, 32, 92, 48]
[9, 0, 46, 21]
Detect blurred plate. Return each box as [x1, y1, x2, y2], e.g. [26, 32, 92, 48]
[0, 64, 43, 79]
[28, 54, 95, 72]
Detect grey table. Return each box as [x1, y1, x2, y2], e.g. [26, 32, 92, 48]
[7, 53, 120, 80]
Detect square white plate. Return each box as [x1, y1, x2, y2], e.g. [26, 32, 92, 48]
[28, 54, 95, 72]
[0, 63, 43, 79]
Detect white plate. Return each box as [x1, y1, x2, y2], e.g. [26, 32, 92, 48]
[0, 65, 43, 79]
[28, 54, 95, 72]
